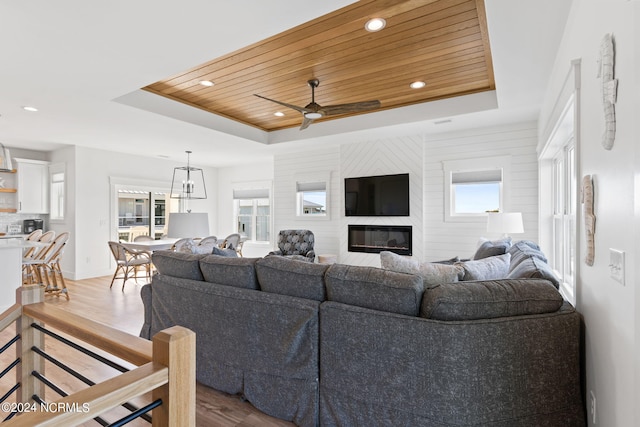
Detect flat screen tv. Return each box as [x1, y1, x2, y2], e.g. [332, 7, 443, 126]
[344, 173, 409, 216]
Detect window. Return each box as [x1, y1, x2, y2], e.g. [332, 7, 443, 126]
[233, 188, 270, 242]
[117, 190, 170, 241]
[540, 94, 577, 305]
[49, 163, 65, 221]
[295, 173, 330, 219]
[552, 145, 576, 297]
[296, 182, 327, 216]
[443, 156, 510, 221]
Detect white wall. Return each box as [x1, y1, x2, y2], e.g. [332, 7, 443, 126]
[340, 135, 423, 266]
[216, 160, 274, 258]
[273, 146, 342, 261]
[538, 1, 638, 425]
[423, 122, 539, 261]
[270, 127, 538, 267]
[65, 146, 218, 279]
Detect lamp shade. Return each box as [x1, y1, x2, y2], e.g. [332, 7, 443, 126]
[487, 212, 524, 235]
[167, 212, 210, 238]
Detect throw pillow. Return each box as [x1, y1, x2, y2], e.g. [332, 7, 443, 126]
[192, 242, 217, 255]
[212, 246, 238, 257]
[507, 256, 560, 289]
[455, 253, 511, 281]
[472, 237, 512, 260]
[380, 251, 464, 287]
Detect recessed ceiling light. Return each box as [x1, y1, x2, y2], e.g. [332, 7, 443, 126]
[410, 81, 426, 89]
[199, 80, 214, 87]
[274, 111, 285, 117]
[22, 106, 38, 112]
[364, 18, 386, 32]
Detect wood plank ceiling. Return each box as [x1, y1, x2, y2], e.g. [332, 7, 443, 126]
[143, 0, 495, 132]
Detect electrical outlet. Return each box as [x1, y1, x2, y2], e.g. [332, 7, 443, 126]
[609, 249, 625, 285]
[590, 390, 597, 424]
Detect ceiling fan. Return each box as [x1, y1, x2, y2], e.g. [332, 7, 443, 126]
[254, 79, 381, 130]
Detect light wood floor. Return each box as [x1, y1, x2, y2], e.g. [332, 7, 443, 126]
[0, 276, 294, 427]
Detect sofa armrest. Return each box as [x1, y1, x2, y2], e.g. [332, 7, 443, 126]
[139, 284, 152, 339]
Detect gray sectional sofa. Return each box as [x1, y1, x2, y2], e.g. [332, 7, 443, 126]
[140, 241, 586, 427]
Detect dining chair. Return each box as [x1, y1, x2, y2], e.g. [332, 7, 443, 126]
[171, 238, 193, 252]
[133, 235, 154, 242]
[128, 226, 150, 242]
[26, 229, 43, 241]
[22, 229, 44, 259]
[22, 230, 57, 284]
[220, 233, 241, 250]
[36, 232, 71, 299]
[108, 241, 152, 291]
[199, 236, 218, 246]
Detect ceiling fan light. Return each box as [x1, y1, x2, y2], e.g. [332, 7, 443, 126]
[365, 18, 386, 32]
[304, 112, 322, 120]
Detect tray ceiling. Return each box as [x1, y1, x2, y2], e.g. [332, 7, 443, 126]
[143, 0, 495, 132]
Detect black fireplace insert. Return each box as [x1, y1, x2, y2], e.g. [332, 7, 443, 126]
[348, 225, 412, 256]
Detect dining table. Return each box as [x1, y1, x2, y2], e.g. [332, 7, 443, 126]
[121, 238, 179, 252]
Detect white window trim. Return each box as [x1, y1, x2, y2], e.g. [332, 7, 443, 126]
[232, 180, 273, 244]
[294, 172, 331, 221]
[48, 162, 66, 223]
[442, 156, 512, 222]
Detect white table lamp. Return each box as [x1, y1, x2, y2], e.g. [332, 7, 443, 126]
[167, 212, 210, 238]
[487, 212, 524, 237]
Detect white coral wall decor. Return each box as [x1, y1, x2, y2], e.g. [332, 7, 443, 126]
[597, 33, 618, 150]
[582, 175, 595, 266]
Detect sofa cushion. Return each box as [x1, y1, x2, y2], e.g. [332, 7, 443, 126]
[256, 255, 329, 301]
[199, 255, 260, 289]
[508, 241, 548, 273]
[212, 246, 238, 257]
[456, 253, 511, 281]
[473, 237, 512, 260]
[151, 250, 206, 281]
[507, 256, 560, 289]
[420, 279, 564, 320]
[380, 251, 463, 288]
[325, 264, 424, 316]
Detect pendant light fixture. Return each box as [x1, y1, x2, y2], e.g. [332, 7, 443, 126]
[0, 143, 13, 172]
[170, 150, 207, 200]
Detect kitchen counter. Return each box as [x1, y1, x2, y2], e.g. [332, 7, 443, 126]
[0, 238, 43, 311]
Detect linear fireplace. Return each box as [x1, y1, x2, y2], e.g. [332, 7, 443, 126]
[348, 225, 412, 256]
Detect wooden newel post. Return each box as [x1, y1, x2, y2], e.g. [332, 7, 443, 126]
[151, 326, 196, 427]
[16, 285, 45, 404]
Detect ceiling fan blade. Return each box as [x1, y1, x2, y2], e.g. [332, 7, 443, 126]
[253, 94, 309, 114]
[321, 100, 381, 116]
[300, 116, 314, 130]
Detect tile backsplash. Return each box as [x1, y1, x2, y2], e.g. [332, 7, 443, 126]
[0, 213, 47, 234]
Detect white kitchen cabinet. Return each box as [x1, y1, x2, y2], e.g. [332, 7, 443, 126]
[15, 158, 50, 214]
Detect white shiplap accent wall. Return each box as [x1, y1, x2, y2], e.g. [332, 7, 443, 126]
[341, 135, 423, 266]
[423, 122, 539, 261]
[273, 147, 341, 259]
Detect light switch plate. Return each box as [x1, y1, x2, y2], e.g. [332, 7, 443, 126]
[609, 249, 625, 285]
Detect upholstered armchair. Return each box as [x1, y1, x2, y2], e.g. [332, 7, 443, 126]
[269, 229, 315, 262]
